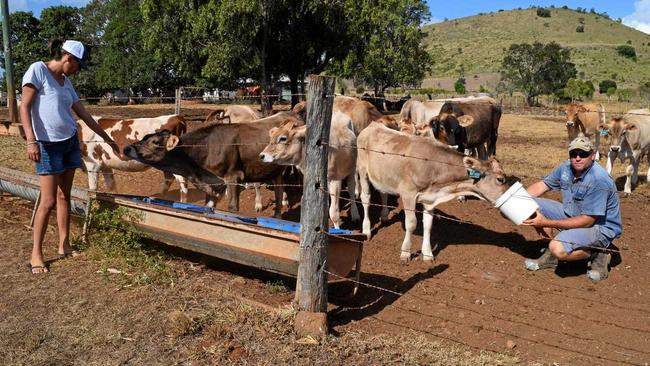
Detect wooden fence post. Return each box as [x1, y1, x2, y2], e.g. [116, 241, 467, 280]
[294, 74, 335, 339]
[174, 88, 182, 115]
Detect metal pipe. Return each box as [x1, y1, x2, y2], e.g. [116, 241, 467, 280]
[1, 0, 19, 123]
[0, 166, 88, 215]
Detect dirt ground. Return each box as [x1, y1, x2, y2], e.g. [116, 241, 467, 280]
[1, 103, 649, 365]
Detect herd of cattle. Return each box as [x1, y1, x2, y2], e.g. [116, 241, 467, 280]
[75, 95, 650, 261]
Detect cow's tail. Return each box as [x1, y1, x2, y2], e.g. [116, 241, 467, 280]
[204, 109, 228, 124]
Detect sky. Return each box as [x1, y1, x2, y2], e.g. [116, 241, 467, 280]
[6, 0, 650, 35]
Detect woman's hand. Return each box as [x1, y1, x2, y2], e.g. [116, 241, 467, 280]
[107, 141, 121, 157]
[27, 142, 40, 162]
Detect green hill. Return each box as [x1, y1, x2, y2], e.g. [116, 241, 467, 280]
[422, 7, 650, 89]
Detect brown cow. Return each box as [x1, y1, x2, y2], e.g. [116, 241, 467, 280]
[357, 122, 508, 263]
[432, 102, 502, 159]
[259, 111, 360, 228]
[123, 112, 303, 217]
[77, 115, 188, 201]
[565, 102, 607, 160]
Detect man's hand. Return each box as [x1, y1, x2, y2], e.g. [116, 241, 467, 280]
[522, 209, 547, 227]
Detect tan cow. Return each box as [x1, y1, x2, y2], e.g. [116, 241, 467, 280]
[565, 102, 607, 160]
[293, 96, 398, 135]
[357, 122, 508, 263]
[599, 109, 650, 193]
[259, 111, 360, 228]
[204, 105, 262, 124]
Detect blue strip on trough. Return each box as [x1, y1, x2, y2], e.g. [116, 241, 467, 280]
[120, 195, 354, 234]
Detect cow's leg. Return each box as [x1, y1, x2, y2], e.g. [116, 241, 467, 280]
[477, 144, 488, 160]
[346, 173, 360, 223]
[595, 133, 601, 161]
[400, 194, 417, 263]
[624, 155, 640, 194]
[630, 152, 641, 187]
[272, 176, 283, 218]
[102, 169, 116, 192]
[606, 149, 618, 174]
[646, 153, 650, 185]
[175, 175, 188, 203]
[328, 179, 342, 229]
[380, 192, 389, 223]
[254, 183, 263, 213]
[355, 171, 361, 199]
[421, 204, 436, 264]
[160, 171, 174, 197]
[359, 170, 372, 238]
[85, 162, 99, 191]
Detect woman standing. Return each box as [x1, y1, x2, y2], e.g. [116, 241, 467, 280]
[20, 39, 119, 274]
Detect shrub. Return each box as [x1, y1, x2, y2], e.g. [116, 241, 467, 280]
[627, 40, 632, 44]
[536, 8, 551, 17]
[616, 45, 637, 60]
[606, 87, 617, 101]
[576, 24, 584, 32]
[454, 78, 466, 94]
[355, 86, 365, 94]
[562, 5, 569, 9]
[598, 79, 617, 94]
[617, 89, 636, 102]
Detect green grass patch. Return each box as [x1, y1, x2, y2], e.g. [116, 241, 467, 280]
[73, 201, 175, 286]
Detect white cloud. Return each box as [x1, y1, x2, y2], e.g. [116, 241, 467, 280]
[423, 17, 443, 26]
[8, 0, 29, 12]
[623, 0, 650, 35]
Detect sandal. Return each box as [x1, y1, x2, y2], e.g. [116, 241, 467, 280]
[26, 263, 49, 274]
[56, 250, 81, 260]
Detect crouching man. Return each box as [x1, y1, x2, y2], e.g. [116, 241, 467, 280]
[522, 135, 622, 281]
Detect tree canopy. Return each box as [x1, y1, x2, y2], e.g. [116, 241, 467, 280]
[500, 42, 577, 106]
[2, 0, 431, 101]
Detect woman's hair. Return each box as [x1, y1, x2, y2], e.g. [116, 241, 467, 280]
[48, 39, 65, 60]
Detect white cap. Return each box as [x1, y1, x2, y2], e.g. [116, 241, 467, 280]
[62, 40, 88, 69]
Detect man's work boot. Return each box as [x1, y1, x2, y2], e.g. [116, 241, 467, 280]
[524, 249, 558, 271]
[587, 252, 611, 282]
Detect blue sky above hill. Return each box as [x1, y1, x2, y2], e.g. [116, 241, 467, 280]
[7, 0, 650, 35]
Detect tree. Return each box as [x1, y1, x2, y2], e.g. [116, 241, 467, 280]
[640, 82, 650, 107]
[0, 12, 44, 91]
[536, 8, 551, 17]
[85, 0, 169, 97]
[38, 6, 81, 41]
[616, 45, 637, 61]
[598, 79, 617, 94]
[606, 87, 616, 102]
[454, 77, 466, 94]
[500, 42, 576, 106]
[337, 0, 432, 97]
[565, 79, 594, 101]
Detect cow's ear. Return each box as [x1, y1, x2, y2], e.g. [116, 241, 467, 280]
[624, 122, 637, 131]
[457, 115, 474, 127]
[269, 127, 279, 139]
[462, 157, 486, 173]
[166, 135, 179, 151]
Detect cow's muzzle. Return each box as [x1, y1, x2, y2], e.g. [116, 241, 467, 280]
[610, 146, 620, 152]
[566, 121, 575, 127]
[259, 153, 274, 163]
[123, 145, 137, 160]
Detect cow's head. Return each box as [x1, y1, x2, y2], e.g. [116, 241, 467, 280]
[123, 130, 179, 165]
[259, 120, 306, 165]
[398, 118, 416, 135]
[599, 117, 627, 152]
[463, 156, 508, 203]
[565, 103, 584, 127]
[432, 113, 465, 151]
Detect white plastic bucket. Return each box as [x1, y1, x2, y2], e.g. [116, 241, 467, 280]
[494, 181, 539, 225]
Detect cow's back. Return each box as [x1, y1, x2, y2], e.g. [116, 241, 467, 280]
[624, 110, 650, 150]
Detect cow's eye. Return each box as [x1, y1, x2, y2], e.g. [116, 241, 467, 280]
[278, 136, 288, 144]
[497, 176, 506, 184]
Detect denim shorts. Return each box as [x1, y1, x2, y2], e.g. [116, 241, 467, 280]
[534, 197, 609, 253]
[35, 134, 82, 175]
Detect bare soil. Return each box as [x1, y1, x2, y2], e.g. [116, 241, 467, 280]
[1, 104, 649, 365]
